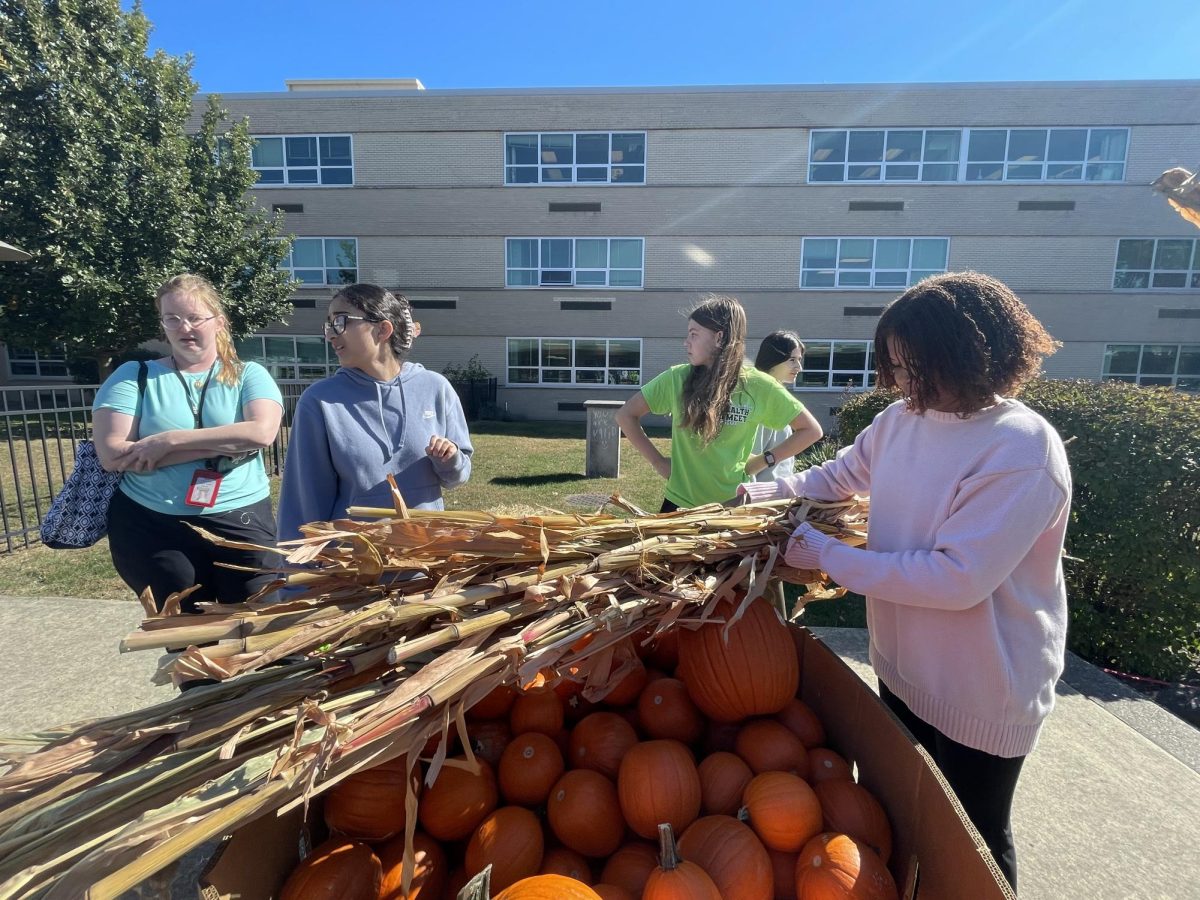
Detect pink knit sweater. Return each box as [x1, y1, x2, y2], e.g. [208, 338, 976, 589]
[742, 398, 1071, 757]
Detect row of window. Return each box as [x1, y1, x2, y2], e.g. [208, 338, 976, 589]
[245, 127, 1133, 188]
[281, 235, 1200, 292]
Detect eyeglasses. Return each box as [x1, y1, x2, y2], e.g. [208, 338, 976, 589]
[161, 314, 218, 331]
[322, 313, 374, 336]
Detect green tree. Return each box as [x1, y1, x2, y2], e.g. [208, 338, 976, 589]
[0, 0, 294, 377]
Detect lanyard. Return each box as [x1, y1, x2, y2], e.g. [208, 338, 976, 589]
[171, 359, 217, 429]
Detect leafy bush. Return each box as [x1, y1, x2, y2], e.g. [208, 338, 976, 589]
[835, 381, 1200, 682]
[442, 355, 493, 385]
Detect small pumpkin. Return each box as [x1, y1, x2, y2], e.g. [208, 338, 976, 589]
[739, 771, 823, 853]
[766, 847, 799, 900]
[735, 719, 808, 776]
[493, 874, 604, 899]
[774, 698, 826, 749]
[280, 837, 381, 900]
[677, 815, 773, 900]
[377, 831, 447, 900]
[599, 842, 659, 897]
[793, 832, 899, 900]
[807, 747, 855, 785]
[322, 755, 416, 841]
[510, 686, 565, 736]
[697, 752, 754, 817]
[417, 757, 498, 842]
[814, 779, 893, 864]
[638, 677, 704, 744]
[465, 806, 545, 891]
[641, 627, 680, 671]
[643, 823, 721, 900]
[468, 683, 517, 720]
[539, 846, 593, 883]
[547, 769, 625, 858]
[592, 885, 636, 900]
[617, 740, 702, 839]
[599, 641, 649, 706]
[499, 731, 565, 807]
[469, 719, 512, 768]
[568, 712, 638, 779]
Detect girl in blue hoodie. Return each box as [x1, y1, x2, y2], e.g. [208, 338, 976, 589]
[278, 284, 473, 540]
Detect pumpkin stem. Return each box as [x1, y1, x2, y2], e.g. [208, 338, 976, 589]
[656, 823, 682, 872]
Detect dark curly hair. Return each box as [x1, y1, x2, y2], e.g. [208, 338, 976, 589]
[875, 271, 1060, 414]
[331, 283, 415, 360]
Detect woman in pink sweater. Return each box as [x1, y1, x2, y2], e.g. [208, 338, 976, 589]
[739, 272, 1071, 890]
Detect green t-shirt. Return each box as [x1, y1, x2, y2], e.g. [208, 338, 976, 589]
[641, 364, 805, 508]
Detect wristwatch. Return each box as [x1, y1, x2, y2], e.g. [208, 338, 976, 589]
[762, 449, 777, 468]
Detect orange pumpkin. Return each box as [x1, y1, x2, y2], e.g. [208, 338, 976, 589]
[637, 677, 704, 744]
[510, 686, 565, 736]
[697, 751, 754, 817]
[469, 683, 517, 720]
[493, 875, 603, 899]
[547, 769, 625, 858]
[322, 755, 416, 841]
[676, 598, 799, 722]
[807, 747, 855, 785]
[592, 884, 636, 900]
[735, 718, 808, 776]
[539, 846, 593, 883]
[793, 832, 899, 900]
[677, 815, 773, 900]
[814, 779, 893, 864]
[599, 842, 659, 897]
[465, 806, 545, 891]
[468, 719, 512, 767]
[377, 831, 447, 900]
[643, 823, 721, 900]
[499, 731, 565, 807]
[767, 847, 799, 900]
[775, 698, 827, 749]
[280, 837, 381, 900]
[617, 740, 701, 839]
[417, 757, 498, 842]
[642, 627, 680, 671]
[568, 711, 638, 779]
[600, 641, 650, 707]
[740, 771, 823, 853]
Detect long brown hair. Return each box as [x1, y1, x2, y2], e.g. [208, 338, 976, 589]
[875, 271, 1060, 414]
[680, 295, 747, 443]
[154, 274, 244, 387]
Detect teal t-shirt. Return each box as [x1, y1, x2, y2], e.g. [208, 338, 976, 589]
[641, 363, 805, 508]
[93, 359, 282, 515]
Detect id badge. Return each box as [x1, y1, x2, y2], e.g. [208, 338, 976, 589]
[185, 469, 223, 508]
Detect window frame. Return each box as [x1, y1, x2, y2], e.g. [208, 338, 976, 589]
[808, 128, 964, 183]
[248, 134, 354, 187]
[503, 132, 648, 186]
[505, 337, 643, 388]
[505, 237, 645, 289]
[799, 237, 950, 290]
[1112, 237, 1200, 291]
[235, 334, 337, 381]
[6, 344, 69, 379]
[1102, 342, 1200, 391]
[792, 339, 877, 391]
[280, 237, 360, 287]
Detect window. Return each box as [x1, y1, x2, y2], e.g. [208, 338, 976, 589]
[1114, 238, 1199, 289]
[506, 238, 644, 288]
[808, 127, 1128, 183]
[809, 129, 962, 182]
[796, 340, 876, 390]
[506, 337, 642, 386]
[7, 345, 68, 378]
[281, 238, 358, 286]
[1103, 343, 1200, 391]
[800, 237, 948, 289]
[250, 135, 353, 186]
[236, 335, 336, 380]
[505, 132, 646, 185]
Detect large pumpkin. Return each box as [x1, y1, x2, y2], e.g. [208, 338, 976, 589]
[735, 718, 808, 776]
[617, 740, 701, 839]
[676, 598, 799, 722]
[793, 832, 899, 900]
[643, 823, 721, 900]
[510, 686, 565, 736]
[499, 731, 565, 806]
[697, 752, 754, 817]
[417, 757, 498, 842]
[568, 712, 638, 779]
[740, 771, 823, 853]
[599, 842, 658, 896]
[637, 677, 704, 744]
[493, 874, 604, 899]
[377, 831, 447, 900]
[465, 806, 545, 891]
[322, 756, 416, 841]
[546, 769, 625, 858]
[280, 837, 381, 900]
[814, 780, 893, 864]
[775, 698, 827, 749]
[677, 815, 773, 900]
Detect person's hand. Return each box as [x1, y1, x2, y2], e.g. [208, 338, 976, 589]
[115, 432, 175, 473]
[744, 454, 767, 477]
[784, 522, 834, 570]
[426, 435, 458, 462]
[652, 455, 671, 480]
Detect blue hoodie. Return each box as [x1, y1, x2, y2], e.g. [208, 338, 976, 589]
[278, 362, 473, 540]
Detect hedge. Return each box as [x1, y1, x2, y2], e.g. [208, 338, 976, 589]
[834, 381, 1200, 682]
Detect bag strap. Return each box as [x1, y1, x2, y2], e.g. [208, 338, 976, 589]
[137, 360, 148, 398]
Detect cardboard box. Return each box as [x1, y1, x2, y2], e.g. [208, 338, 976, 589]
[201, 627, 1016, 899]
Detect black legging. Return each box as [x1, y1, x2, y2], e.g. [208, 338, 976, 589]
[879, 680, 1026, 891]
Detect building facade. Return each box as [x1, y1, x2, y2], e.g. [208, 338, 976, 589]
[7, 79, 1199, 427]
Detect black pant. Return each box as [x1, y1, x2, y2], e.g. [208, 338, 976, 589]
[107, 489, 278, 613]
[879, 681, 1025, 891]
[659, 498, 680, 513]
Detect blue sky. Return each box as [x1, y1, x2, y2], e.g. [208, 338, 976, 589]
[134, 0, 1199, 94]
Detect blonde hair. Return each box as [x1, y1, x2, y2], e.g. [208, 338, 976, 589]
[155, 274, 244, 387]
[680, 295, 748, 444]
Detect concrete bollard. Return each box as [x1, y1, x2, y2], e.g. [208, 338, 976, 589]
[584, 399, 624, 478]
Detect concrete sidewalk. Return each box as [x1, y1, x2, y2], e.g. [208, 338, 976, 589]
[1, 597, 1198, 899]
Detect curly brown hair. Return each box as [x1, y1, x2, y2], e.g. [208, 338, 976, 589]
[680, 295, 747, 443]
[875, 271, 1060, 414]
